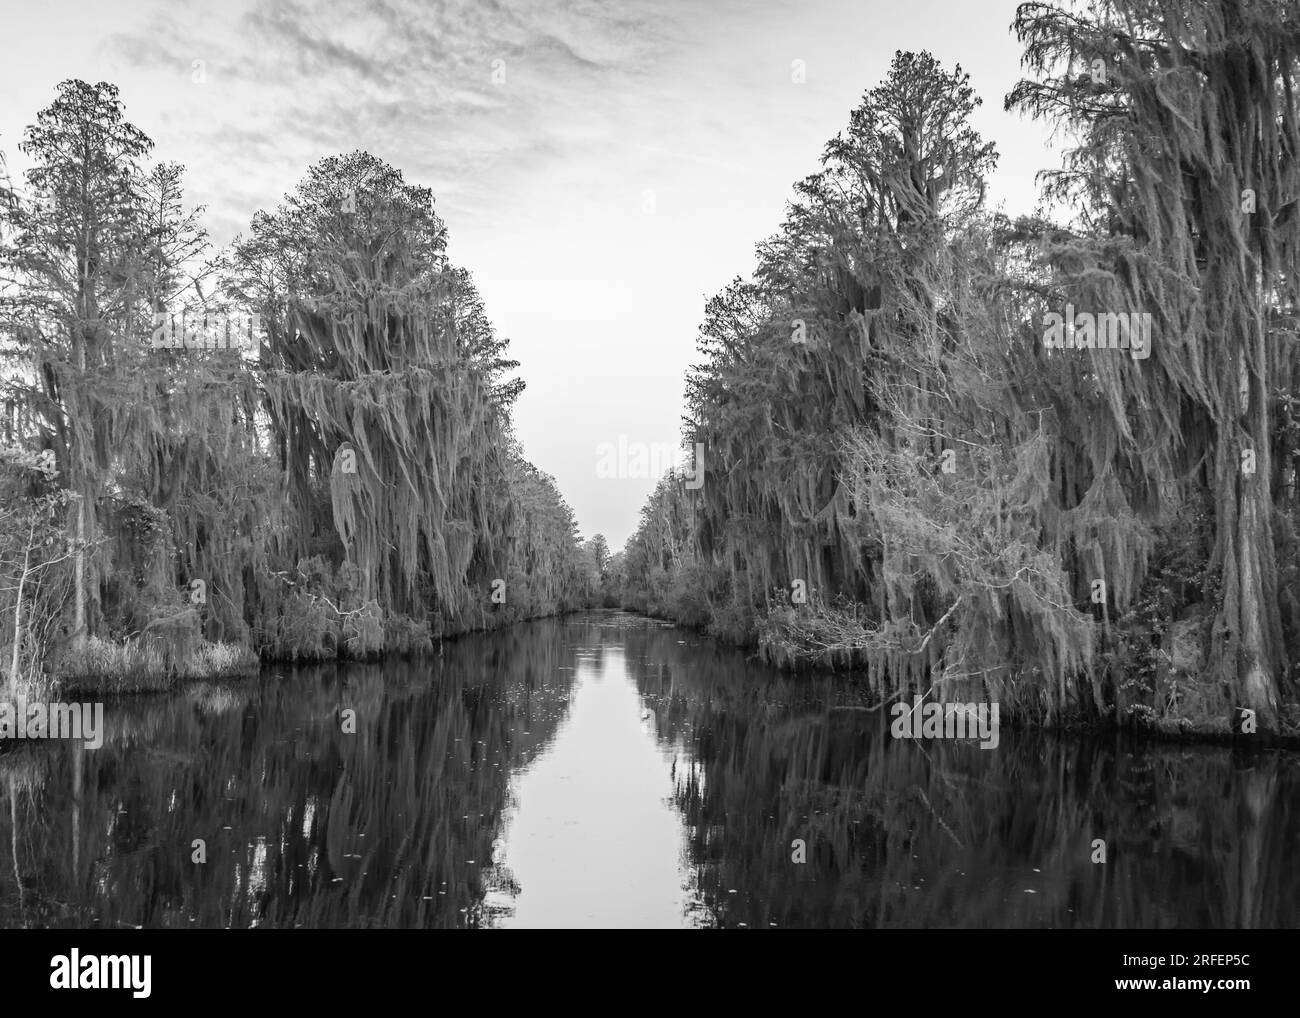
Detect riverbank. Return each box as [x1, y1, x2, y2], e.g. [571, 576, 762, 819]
[47, 602, 593, 697]
[26, 604, 1300, 751]
[619, 603, 1300, 749]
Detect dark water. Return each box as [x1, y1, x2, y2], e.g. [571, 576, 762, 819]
[0, 611, 1296, 928]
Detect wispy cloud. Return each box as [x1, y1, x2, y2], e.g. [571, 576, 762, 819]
[96, 0, 684, 239]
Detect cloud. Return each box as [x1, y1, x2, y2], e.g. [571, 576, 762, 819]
[97, 0, 691, 244]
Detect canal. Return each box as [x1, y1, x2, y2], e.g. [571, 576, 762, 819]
[0, 612, 1295, 928]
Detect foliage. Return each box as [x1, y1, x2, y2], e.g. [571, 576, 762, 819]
[617, 19, 1300, 735]
[0, 84, 590, 687]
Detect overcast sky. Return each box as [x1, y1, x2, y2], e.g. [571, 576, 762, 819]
[0, 0, 1058, 548]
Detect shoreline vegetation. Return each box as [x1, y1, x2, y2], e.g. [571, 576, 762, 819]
[616, 7, 1300, 745]
[0, 86, 607, 705]
[2, 2, 1300, 750]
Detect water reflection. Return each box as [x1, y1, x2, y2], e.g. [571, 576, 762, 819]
[490, 647, 689, 927]
[0, 612, 1296, 929]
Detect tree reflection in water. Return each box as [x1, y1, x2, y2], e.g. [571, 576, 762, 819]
[0, 613, 1295, 929]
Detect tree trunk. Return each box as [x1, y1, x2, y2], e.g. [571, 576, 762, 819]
[72, 496, 86, 650]
[8, 522, 31, 698]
